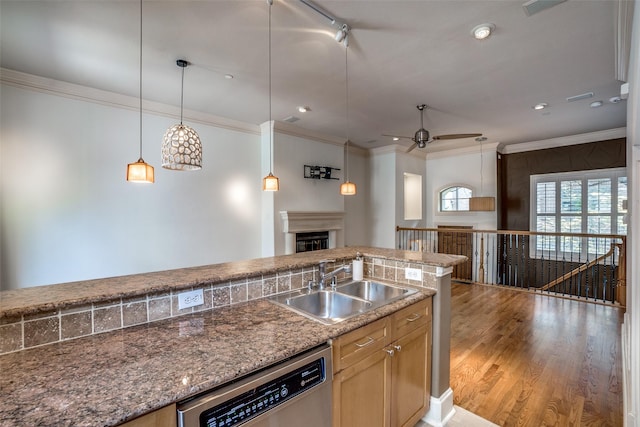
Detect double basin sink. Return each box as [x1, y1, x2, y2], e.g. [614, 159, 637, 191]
[269, 280, 417, 325]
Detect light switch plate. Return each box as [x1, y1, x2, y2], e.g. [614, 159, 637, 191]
[405, 267, 422, 281]
[178, 289, 204, 310]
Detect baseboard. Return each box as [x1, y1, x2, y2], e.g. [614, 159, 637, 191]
[422, 388, 455, 427]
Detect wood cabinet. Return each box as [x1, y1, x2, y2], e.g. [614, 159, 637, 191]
[332, 298, 432, 427]
[118, 404, 176, 427]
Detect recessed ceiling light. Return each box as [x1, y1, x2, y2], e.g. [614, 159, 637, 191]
[297, 106, 311, 113]
[590, 100, 603, 108]
[475, 136, 487, 142]
[609, 96, 622, 104]
[392, 137, 400, 141]
[533, 103, 548, 110]
[471, 23, 495, 40]
[224, 74, 234, 79]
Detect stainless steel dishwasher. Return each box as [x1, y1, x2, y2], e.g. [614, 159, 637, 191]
[177, 344, 332, 427]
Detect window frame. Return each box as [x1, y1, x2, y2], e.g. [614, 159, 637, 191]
[438, 185, 473, 213]
[529, 167, 627, 259]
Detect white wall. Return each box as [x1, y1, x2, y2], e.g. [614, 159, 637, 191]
[1, 83, 263, 289]
[368, 146, 428, 249]
[426, 144, 498, 230]
[0, 76, 374, 289]
[369, 151, 397, 248]
[344, 147, 370, 247]
[625, 1, 639, 424]
[396, 151, 428, 229]
[270, 125, 345, 256]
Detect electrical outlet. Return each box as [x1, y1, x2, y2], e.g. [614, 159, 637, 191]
[405, 267, 422, 281]
[178, 289, 204, 310]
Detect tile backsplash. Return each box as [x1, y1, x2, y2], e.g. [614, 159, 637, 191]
[0, 256, 437, 355]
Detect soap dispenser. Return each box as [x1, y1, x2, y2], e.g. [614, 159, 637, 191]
[352, 252, 364, 281]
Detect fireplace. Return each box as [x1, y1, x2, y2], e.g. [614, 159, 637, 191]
[296, 231, 329, 253]
[280, 211, 345, 255]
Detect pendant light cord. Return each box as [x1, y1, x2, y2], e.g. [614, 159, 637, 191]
[268, 0, 273, 173]
[138, 0, 143, 159]
[479, 138, 484, 195]
[180, 65, 185, 125]
[345, 46, 349, 182]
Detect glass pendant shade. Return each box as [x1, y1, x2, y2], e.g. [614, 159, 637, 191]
[127, 158, 154, 183]
[263, 172, 280, 191]
[340, 181, 356, 195]
[161, 123, 202, 170]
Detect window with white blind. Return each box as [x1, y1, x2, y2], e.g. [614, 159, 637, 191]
[530, 168, 627, 257]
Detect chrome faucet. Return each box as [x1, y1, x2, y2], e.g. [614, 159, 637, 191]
[318, 259, 352, 289]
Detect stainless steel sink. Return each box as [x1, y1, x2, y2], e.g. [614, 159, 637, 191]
[269, 280, 416, 325]
[335, 280, 416, 303]
[271, 290, 372, 325]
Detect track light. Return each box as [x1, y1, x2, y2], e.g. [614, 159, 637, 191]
[335, 24, 349, 43]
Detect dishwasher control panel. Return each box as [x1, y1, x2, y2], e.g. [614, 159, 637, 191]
[200, 358, 325, 427]
[177, 346, 331, 427]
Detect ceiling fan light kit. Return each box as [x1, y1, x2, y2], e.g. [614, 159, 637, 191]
[384, 104, 482, 153]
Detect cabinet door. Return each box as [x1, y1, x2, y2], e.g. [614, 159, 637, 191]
[390, 324, 430, 427]
[119, 404, 176, 427]
[333, 348, 392, 427]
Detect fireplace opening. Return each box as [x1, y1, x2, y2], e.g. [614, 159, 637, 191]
[296, 231, 329, 253]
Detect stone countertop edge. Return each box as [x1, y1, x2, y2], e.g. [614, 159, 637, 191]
[0, 286, 436, 427]
[0, 246, 465, 318]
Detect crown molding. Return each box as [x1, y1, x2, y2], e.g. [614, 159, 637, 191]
[0, 67, 260, 135]
[498, 127, 626, 154]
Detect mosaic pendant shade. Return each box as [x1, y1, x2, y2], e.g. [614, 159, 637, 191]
[161, 123, 202, 170]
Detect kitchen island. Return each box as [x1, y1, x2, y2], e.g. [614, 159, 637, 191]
[0, 247, 464, 426]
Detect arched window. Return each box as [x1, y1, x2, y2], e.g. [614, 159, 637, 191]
[440, 186, 472, 212]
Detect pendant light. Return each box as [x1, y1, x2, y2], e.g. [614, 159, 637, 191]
[469, 137, 495, 211]
[126, 0, 154, 183]
[262, 0, 279, 191]
[340, 45, 356, 196]
[161, 60, 202, 171]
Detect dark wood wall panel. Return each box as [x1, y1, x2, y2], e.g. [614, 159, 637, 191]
[498, 138, 626, 231]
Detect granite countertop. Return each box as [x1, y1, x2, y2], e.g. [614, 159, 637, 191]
[0, 247, 462, 319]
[0, 287, 435, 426]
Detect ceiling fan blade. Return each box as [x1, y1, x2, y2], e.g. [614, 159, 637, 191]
[432, 133, 483, 140]
[406, 142, 418, 153]
[382, 134, 413, 140]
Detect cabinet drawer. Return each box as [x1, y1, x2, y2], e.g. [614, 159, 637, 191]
[391, 298, 431, 338]
[332, 317, 389, 373]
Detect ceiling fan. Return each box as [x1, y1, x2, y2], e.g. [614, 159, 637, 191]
[383, 104, 483, 153]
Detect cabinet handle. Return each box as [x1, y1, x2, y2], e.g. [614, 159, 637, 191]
[394, 345, 402, 352]
[385, 348, 395, 356]
[406, 313, 421, 322]
[355, 336, 375, 348]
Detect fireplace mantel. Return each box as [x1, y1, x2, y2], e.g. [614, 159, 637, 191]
[280, 211, 345, 254]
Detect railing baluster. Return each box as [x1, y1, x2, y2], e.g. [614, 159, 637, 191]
[395, 226, 624, 306]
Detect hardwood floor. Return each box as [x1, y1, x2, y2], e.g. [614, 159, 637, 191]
[449, 282, 624, 427]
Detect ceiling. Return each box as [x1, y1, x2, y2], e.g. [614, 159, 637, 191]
[0, 0, 630, 152]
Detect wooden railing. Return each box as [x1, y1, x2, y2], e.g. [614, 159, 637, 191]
[396, 226, 627, 307]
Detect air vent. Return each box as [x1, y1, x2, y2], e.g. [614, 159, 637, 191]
[523, 0, 566, 16]
[566, 92, 594, 103]
[283, 115, 300, 123]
